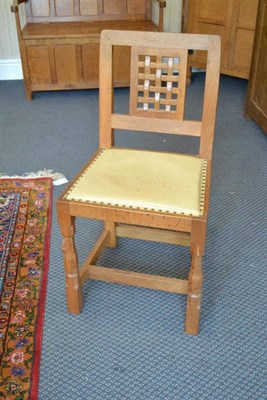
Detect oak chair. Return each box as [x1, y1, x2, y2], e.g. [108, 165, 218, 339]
[57, 30, 220, 335]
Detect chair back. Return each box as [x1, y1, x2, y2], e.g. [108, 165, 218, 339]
[99, 30, 221, 160]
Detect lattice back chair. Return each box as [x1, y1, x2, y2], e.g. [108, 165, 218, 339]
[57, 30, 220, 335]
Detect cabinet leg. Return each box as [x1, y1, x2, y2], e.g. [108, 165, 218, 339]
[24, 84, 33, 101]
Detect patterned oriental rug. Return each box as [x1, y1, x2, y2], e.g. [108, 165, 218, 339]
[0, 178, 52, 400]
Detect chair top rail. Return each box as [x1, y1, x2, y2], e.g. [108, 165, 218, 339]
[101, 30, 221, 52]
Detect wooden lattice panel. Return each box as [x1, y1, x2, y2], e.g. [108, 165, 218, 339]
[130, 47, 188, 119]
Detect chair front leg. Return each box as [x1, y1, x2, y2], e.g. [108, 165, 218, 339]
[58, 207, 83, 314]
[185, 254, 203, 335]
[185, 220, 206, 335]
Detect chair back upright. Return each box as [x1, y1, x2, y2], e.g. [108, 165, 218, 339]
[99, 30, 221, 161]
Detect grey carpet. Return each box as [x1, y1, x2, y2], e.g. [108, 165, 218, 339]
[0, 74, 266, 400]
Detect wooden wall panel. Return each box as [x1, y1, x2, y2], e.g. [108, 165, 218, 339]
[31, 0, 50, 17]
[80, 0, 98, 16]
[27, 46, 51, 84]
[55, 0, 74, 16]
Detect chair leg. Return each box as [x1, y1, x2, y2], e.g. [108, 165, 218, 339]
[62, 235, 83, 314]
[185, 220, 206, 335]
[58, 209, 83, 314]
[105, 221, 118, 248]
[185, 254, 203, 335]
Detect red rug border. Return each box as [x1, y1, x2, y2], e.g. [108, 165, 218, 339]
[1, 177, 53, 400]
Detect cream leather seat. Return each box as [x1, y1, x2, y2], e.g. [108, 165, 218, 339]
[65, 148, 207, 217]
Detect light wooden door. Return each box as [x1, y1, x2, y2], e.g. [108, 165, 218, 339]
[246, 0, 267, 134]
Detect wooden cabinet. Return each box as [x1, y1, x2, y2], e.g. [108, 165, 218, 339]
[246, 0, 267, 134]
[12, 0, 166, 100]
[182, 0, 259, 79]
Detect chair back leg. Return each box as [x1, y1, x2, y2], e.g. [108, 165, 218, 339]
[105, 221, 118, 248]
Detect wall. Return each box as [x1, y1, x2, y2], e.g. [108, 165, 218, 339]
[0, 0, 183, 79]
[0, 0, 26, 79]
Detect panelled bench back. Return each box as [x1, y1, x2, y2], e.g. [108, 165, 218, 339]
[12, 0, 166, 100]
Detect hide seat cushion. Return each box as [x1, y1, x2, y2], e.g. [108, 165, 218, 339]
[65, 148, 207, 217]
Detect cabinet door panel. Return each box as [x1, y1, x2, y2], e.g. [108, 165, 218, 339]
[198, 0, 229, 24]
[233, 29, 255, 71]
[54, 45, 80, 83]
[237, 0, 258, 29]
[27, 46, 52, 84]
[82, 44, 100, 83]
[246, 0, 267, 133]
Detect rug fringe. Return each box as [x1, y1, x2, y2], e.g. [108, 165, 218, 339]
[0, 170, 68, 185]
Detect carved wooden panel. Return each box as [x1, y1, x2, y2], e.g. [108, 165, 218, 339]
[127, 0, 146, 15]
[54, 45, 80, 83]
[55, 0, 74, 17]
[30, 0, 50, 17]
[82, 43, 100, 82]
[103, 0, 124, 15]
[27, 46, 51, 84]
[80, 0, 98, 16]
